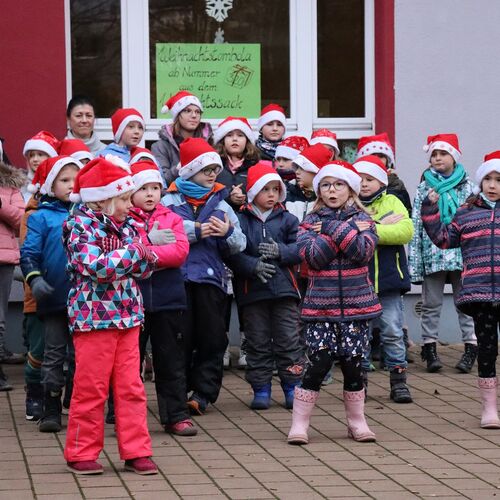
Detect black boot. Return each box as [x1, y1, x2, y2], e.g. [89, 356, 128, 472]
[106, 390, 115, 424]
[39, 389, 62, 432]
[455, 343, 478, 373]
[389, 367, 413, 403]
[0, 365, 12, 391]
[420, 342, 443, 373]
[25, 383, 43, 421]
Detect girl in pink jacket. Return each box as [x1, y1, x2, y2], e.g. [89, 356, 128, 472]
[129, 161, 196, 436]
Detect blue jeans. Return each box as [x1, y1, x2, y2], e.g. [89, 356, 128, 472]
[363, 292, 407, 371]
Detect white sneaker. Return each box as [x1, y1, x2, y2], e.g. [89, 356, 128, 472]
[237, 351, 247, 369]
[223, 348, 231, 369]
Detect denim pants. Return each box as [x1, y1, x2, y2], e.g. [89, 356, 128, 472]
[363, 292, 407, 371]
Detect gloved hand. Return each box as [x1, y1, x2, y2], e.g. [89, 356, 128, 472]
[254, 258, 276, 283]
[99, 235, 122, 253]
[30, 277, 55, 302]
[148, 221, 176, 245]
[131, 238, 157, 264]
[258, 237, 280, 260]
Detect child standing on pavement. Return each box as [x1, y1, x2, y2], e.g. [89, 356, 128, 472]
[255, 104, 286, 161]
[408, 134, 477, 373]
[21, 157, 81, 432]
[162, 138, 246, 415]
[226, 162, 304, 410]
[422, 150, 500, 429]
[129, 161, 197, 436]
[355, 155, 413, 403]
[63, 155, 158, 476]
[287, 161, 381, 445]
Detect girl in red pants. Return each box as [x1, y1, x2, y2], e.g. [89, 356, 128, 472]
[63, 155, 158, 475]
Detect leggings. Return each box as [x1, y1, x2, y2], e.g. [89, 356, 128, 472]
[302, 349, 363, 392]
[471, 303, 499, 378]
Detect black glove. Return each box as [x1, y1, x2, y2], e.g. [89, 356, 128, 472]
[254, 258, 276, 283]
[258, 237, 280, 260]
[30, 276, 55, 302]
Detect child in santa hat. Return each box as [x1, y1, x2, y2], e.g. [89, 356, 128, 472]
[422, 151, 500, 429]
[98, 108, 145, 163]
[152, 91, 213, 185]
[129, 161, 197, 436]
[274, 135, 310, 182]
[20, 156, 82, 431]
[355, 155, 413, 403]
[408, 134, 477, 374]
[58, 138, 93, 165]
[63, 155, 158, 475]
[288, 160, 381, 446]
[226, 162, 304, 410]
[255, 104, 286, 161]
[310, 129, 339, 160]
[161, 138, 246, 415]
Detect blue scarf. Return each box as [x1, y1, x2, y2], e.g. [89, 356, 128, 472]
[174, 177, 212, 199]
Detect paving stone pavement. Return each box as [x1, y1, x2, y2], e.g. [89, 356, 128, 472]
[1, 344, 500, 499]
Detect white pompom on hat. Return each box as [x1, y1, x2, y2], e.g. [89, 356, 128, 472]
[213, 116, 255, 145]
[313, 160, 362, 195]
[353, 155, 389, 186]
[474, 150, 500, 194]
[28, 155, 82, 197]
[161, 91, 203, 120]
[246, 161, 286, 203]
[257, 103, 286, 130]
[178, 137, 222, 180]
[423, 133, 461, 163]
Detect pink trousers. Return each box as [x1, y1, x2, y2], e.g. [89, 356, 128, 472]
[64, 326, 152, 462]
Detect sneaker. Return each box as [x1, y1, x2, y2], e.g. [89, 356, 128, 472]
[223, 347, 231, 369]
[25, 383, 43, 421]
[124, 457, 158, 475]
[0, 350, 25, 365]
[165, 419, 198, 436]
[187, 393, 208, 415]
[237, 351, 247, 369]
[321, 370, 334, 386]
[67, 460, 103, 475]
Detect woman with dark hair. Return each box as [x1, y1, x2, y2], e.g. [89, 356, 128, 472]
[66, 95, 105, 154]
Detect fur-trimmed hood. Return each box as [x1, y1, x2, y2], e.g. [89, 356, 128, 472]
[0, 162, 27, 189]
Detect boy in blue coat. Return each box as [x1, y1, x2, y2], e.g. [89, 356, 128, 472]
[21, 156, 81, 432]
[227, 162, 304, 410]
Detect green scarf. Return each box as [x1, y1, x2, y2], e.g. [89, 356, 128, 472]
[423, 164, 466, 224]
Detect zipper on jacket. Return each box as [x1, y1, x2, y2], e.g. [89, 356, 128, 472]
[374, 249, 379, 294]
[491, 208, 495, 301]
[338, 256, 344, 318]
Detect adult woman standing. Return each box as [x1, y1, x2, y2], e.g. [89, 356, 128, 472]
[66, 95, 105, 155]
[151, 91, 213, 186]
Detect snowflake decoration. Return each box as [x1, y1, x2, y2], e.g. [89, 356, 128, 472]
[214, 27, 225, 43]
[205, 0, 233, 23]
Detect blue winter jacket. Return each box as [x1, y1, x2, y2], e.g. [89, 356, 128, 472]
[226, 204, 301, 307]
[20, 197, 72, 316]
[161, 184, 247, 292]
[97, 143, 131, 163]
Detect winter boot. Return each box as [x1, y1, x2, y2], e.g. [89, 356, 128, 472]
[106, 390, 115, 424]
[287, 387, 319, 445]
[343, 389, 376, 442]
[478, 377, 500, 429]
[25, 383, 44, 421]
[456, 343, 478, 374]
[281, 380, 300, 409]
[250, 383, 272, 410]
[389, 367, 413, 404]
[39, 389, 62, 432]
[421, 342, 443, 373]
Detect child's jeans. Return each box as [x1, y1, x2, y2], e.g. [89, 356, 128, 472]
[363, 292, 407, 371]
[421, 271, 476, 344]
[64, 326, 152, 462]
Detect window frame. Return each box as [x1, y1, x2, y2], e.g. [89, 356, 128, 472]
[65, 0, 375, 142]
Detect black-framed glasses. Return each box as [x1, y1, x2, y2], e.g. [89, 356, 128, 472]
[201, 165, 222, 176]
[319, 180, 348, 192]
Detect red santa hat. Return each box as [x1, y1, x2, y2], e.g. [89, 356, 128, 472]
[70, 154, 135, 203]
[423, 133, 461, 163]
[111, 108, 145, 143]
[58, 139, 93, 163]
[23, 130, 59, 158]
[474, 151, 500, 193]
[310, 129, 340, 156]
[161, 91, 203, 120]
[246, 161, 286, 204]
[292, 144, 332, 174]
[356, 133, 395, 167]
[131, 160, 165, 192]
[130, 146, 159, 166]
[313, 160, 362, 195]
[275, 136, 310, 161]
[28, 156, 82, 197]
[353, 155, 388, 186]
[214, 116, 255, 145]
[179, 137, 222, 180]
[257, 104, 286, 131]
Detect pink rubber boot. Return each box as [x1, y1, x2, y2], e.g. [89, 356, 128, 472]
[343, 389, 376, 442]
[478, 377, 500, 429]
[287, 387, 319, 445]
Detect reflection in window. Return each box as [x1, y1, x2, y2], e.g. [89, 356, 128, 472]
[70, 0, 122, 117]
[317, 0, 365, 118]
[149, 0, 289, 118]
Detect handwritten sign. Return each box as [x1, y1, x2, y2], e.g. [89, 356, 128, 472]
[156, 43, 261, 119]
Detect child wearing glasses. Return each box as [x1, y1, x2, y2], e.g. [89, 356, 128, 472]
[288, 161, 381, 445]
[161, 138, 246, 415]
